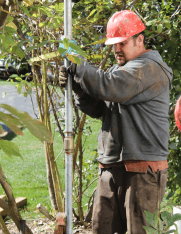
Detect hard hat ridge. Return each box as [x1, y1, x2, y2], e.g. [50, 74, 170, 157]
[105, 10, 146, 45]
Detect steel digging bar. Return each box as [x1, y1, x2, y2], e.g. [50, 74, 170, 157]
[64, 0, 73, 234]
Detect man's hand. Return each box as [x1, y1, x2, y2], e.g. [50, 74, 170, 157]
[59, 64, 85, 97]
[59, 63, 77, 87]
[59, 66, 68, 88]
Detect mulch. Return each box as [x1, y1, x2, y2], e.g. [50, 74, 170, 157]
[0, 219, 93, 234]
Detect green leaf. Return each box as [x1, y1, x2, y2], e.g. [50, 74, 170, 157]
[7, 16, 14, 24]
[68, 42, 87, 57]
[0, 139, 22, 158]
[146, 20, 157, 26]
[166, 229, 177, 234]
[39, 22, 45, 28]
[168, 213, 181, 228]
[58, 48, 67, 54]
[15, 47, 25, 59]
[67, 55, 77, 63]
[153, 210, 159, 228]
[144, 210, 155, 227]
[27, 87, 32, 95]
[23, 92, 27, 97]
[29, 51, 61, 63]
[0, 112, 23, 136]
[10, 74, 18, 78]
[63, 38, 69, 49]
[87, 9, 97, 19]
[73, 55, 81, 65]
[26, 46, 37, 51]
[161, 211, 172, 229]
[157, 24, 163, 33]
[89, 37, 107, 45]
[16, 85, 22, 94]
[38, 40, 53, 48]
[143, 226, 157, 233]
[169, 142, 177, 150]
[0, 104, 53, 143]
[15, 77, 23, 82]
[39, 6, 49, 15]
[165, 22, 171, 29]
[4, 26, 16, 34]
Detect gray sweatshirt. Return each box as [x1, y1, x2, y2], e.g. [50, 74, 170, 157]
[74, 50, 173, 164]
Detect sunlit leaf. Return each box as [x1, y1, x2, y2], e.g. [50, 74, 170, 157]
[29, 51, 61, 62]
[0, 104, 53, 143]
[0, 112, 23, 136]
[67, 55, 77, 63]
[73, 55, 81, 65]
[23, 0, 34, 7]
[157, 24, 163, 33]
[146, 20, 157, 26]
[0, 139, 22, 158]
[68, 42, 87, 57]
[39, 22, 45, 28]
[87, 9, 97, 19]
[58, 48, 67, 54]
[63, 38, 69, 49]
[6, 22, 17, 31]
[89, 38, 107, 45]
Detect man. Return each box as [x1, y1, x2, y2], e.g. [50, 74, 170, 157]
[59, 10, 173, 234]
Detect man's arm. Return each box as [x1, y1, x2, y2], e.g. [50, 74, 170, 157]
[74, 56, 172, 105]
[75, 92, 105, 118]
[59, 66, 105, 118]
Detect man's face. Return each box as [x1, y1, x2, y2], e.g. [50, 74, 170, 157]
[114, 36, 139, 67]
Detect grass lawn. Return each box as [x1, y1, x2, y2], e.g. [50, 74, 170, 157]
[0, 100, 102, 220]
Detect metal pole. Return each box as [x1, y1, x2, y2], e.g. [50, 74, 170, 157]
[64, 0, 73, 234]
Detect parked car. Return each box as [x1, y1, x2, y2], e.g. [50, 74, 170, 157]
[0, 59, 32, 81]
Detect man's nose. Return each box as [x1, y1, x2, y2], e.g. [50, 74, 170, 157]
[115, 43, 122, 51]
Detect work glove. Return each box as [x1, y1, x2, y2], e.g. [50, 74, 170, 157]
[59, 64, 85, 97]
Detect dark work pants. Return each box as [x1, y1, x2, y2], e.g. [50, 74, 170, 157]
[92, 166, 168, 234]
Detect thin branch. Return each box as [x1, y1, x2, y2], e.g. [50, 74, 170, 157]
[121, 0, 126, 10]
[74, 177, 99, 203]
[132, 6, 147, 24]
[30, 94, 39, 119]
[99, 45, 113, 70]
[47, 86, 65, 140]
[171, 4, 181, 19]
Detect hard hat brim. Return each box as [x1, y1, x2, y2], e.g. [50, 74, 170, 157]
[105, 36, 130, 45]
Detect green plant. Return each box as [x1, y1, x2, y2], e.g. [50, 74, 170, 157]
[144, 208, 181, 234]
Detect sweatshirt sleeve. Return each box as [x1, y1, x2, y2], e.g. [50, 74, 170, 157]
[74, 57, 170, 105]
[74, 92, 105, 118]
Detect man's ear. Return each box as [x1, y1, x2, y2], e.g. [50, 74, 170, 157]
[138, 34, 144, 44]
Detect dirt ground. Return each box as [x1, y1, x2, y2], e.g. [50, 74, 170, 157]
[0, 219, 93, 234]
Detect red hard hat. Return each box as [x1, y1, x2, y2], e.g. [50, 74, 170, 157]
[105, 10, 146, 45]
[174, 96, 181, 131]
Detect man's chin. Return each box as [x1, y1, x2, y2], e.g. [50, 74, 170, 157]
[117, 60, 127, 67]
